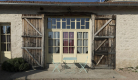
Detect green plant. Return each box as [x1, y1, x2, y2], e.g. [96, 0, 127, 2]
[136, 66, 138, 69]
[19, 63, 30, 71]
[1, 58, 30, 72]
[119, 68, 123, 70]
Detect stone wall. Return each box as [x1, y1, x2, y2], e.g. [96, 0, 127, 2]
[0, 14, 22, 58]
[116, 15, 138, 68]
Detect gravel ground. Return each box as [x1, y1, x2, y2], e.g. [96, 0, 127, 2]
[0, 69, 138, 80]
[0, 70, 15, 80]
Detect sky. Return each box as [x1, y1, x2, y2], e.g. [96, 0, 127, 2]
[0, 0, 105, 2]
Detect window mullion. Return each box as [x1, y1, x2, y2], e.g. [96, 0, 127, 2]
[68, 32, 69, 54]
[5, 26, 7, 51]
[82, 32, 83, 54]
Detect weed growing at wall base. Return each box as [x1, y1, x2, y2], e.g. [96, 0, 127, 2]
[1, 58, 31, 72]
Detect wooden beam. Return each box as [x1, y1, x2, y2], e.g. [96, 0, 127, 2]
[95, 39, 107, 51]
[109, 24, 116, 26]
[94, 19, 112, 36]
[22, 47, 42, 49]
[25, 18, 42, 35]
[41, 14, 45, 67]
[24, 48, 41, 66]
[22, 16, 42, 19]
[95, 36, 114, 38]
[90, 14, 95, 68]
[22, 35, 42, 38]
[96, 55, 104, 65]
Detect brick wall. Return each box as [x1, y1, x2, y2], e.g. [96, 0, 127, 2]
[0, 14, 22, 58]
[116, 15, 138, 68]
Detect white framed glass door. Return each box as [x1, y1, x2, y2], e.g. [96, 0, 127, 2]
[46, 17, 90, 64]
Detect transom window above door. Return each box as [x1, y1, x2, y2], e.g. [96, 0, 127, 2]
[47, 18, 90, 29]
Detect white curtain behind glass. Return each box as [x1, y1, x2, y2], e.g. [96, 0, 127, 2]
[54, 32, 59, 53]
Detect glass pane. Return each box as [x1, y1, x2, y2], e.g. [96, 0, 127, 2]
[54, 39, 60, 46]
[52, 18, 56, 24]
[77, 32, 82, 39]
[7, 26, 10, 34]
[57, 22, 60, 29]
[69, 47, 74, 53]
[63, 39, 68, 46]
[83, 47, 88, 53]
[1, 44, 6, 51]
[1, 35, 6, 42]
[69, 39, 74, 46]
[81, 26, 85, 29]
[63, 47, 68, 53]
[48, 22, 51, 29]
[67, 26, 70, 29]
[86, 18, 89, 21]
[86, 22, 89, 29]
[7, 35, 11, 42]
[63, 32, 68, 38]
[49, 47, 53, 53]
[48, 32, 53, 38]
[62, 22, 66, 29]
[71, 18, 75, 21]
[71, 22, 75, 29]
[57, 18, 60, 21]
[77, 40, 82, 46]
[62, 18, 66, 21]
[52, 26, 56, 29]
[77, 47, 82, 53]
[81, 18, 85, 25]
[69, 32, 74, 38]
[77, 18, 80, 21]
[48, 39, 53, 46]
[77, 22, 80, 29]
[83, 40, 88, 46]
[1, 26, 6, 34]
[54, 47, 60, 53]
[67, 18, 70, 25]
[7, 44, 11, 51]
[48, 18, 51, 21]
[54, 32, 60, 38]
[83, 32, 88, 39]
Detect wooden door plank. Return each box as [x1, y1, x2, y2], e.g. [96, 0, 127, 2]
[25, 18, 42, 35]
[94, 19, 112, 36]
[41, 14, 45, 67]
[91, 14, 95, 68]
[96, 55, 104, 65]
[22, 16, 42, 19]
[95, 36, 114, 38]
[95, 39, 107, 51]
[24, 48, 41, 66]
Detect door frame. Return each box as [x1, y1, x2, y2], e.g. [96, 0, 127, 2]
[45, 16, 91, 64]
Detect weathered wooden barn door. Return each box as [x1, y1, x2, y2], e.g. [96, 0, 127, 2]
[22, 14, 44, 67]
[93, 15, 116, 69]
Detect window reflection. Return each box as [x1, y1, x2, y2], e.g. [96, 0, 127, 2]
[1, 26, 6, 34]
[7, 26, 10, 34]
[1, 25, 11, 51]
[48, 32, 60, 54]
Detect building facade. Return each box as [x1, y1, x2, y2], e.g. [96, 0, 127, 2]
[0, 1, 138, 69]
